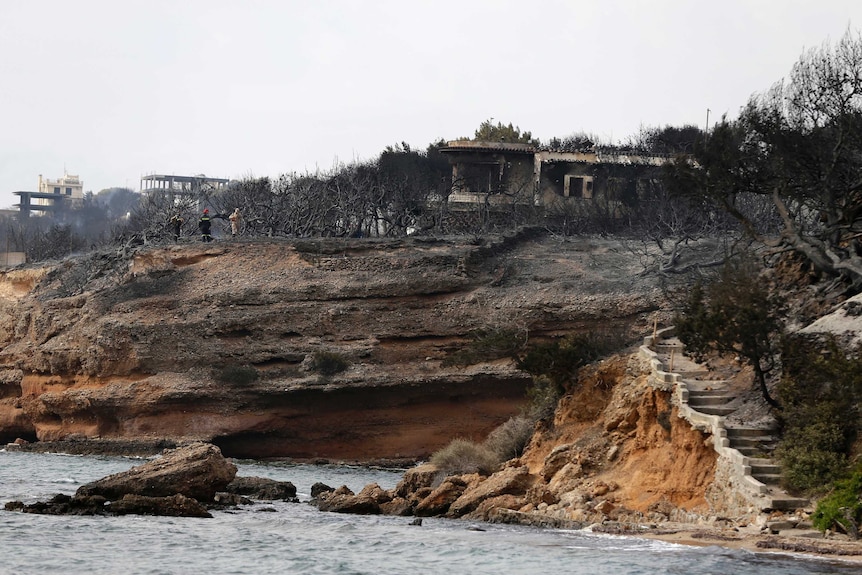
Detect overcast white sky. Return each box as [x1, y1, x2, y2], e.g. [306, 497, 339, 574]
[1, 0, 861, 208]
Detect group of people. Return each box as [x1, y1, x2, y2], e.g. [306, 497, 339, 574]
[169, 208, 242, 242]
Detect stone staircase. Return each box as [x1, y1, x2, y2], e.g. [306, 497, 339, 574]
[685, 382, 737, 417]
[723, 426, 808, 511]
[641, 330, 809, 512]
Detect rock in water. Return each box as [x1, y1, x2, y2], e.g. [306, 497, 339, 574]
[225, 476, 297, 501]
[76, 442, 237, 502]
[110, 494, 212, 518]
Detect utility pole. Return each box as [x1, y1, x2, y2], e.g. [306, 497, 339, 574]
[705, 108, 711, 142]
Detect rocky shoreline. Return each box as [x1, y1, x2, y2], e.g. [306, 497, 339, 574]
[5, 441, 861, 563]
[635, 526, 862, 563]
[307, 464, 862, 563]
[3, 234, 860, 564]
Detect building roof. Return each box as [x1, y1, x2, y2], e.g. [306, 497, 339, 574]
[141, 174, 230, 183]
[441, 141, 672, 166]
[13, 191, 69, 199]
[441, 140, 537, 154]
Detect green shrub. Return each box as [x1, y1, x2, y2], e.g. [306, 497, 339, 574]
[442, 327, 528, 367]
[517, 331, 625, 388]
[483, 416, 534, 460]
[776, 336, 862, 492]
[215, 366, 259, 386]
[310, 351, 350, 376]
[776, 421, 847, 492]
[778, 444, 848, 493]
[674, 257, 782, 407]
[429, 438, 500, 476]
[523, 376, 563, 422]
[811, 465, 862, 538]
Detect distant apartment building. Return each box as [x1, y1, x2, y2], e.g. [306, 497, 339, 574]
[14, 173, 85, 217]
[39, 173, 84, 199]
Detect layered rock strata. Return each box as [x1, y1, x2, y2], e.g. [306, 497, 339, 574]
[0, 232, 666, 459]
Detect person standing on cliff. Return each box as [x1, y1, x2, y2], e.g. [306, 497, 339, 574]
[229, 207, 241, 237]
[198, 209, 213, 242]
[169, 213, 184, 242]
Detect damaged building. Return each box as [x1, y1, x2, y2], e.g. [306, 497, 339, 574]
[439, 140, 672, 229]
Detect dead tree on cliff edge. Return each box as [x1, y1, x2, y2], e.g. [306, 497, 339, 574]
[665, 28, 862, 294]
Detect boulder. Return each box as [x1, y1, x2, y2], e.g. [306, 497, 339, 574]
[394, 464, 439, 499]
[380, 496, 413, 516]
[541, 444, 575, 480]
[525, 484, 559, 506]
[465, 494, 526, 520]
[447, 466, 535, 518]
[356, 483, 393, 505]
[314, 484, 387, 514]
[414, 475, 476, 517]
[75, 442, 237, 502]
[15, 493, 109, 516]
[213, 492, 254, 506]
[109, 494, 212, 518]
[225, 476, 297, 501]
[547, 462, 584, 494]
[594, 499, 616, 515]
[310, 482, 334, 498]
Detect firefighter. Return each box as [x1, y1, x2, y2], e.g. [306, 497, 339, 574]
[169, 213, 183, 242]
[198, 209, 213, 242]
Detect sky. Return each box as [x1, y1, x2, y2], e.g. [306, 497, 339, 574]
[1, 0, 861, 209]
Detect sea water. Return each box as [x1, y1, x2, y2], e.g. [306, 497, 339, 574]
[0, 450, 856, 575]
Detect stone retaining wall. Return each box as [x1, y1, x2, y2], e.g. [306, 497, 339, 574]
[639, 328, 772, 513]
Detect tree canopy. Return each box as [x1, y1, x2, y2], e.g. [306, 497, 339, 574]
[466, 119, 537, 145]
[674, 257, 781, 407]
[665, 28, 862, 292]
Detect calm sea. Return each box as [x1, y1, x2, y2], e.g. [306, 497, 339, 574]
[0, 450, 856, 575]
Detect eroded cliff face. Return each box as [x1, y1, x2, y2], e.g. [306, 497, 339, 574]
[314, 353, 719, 525]
[0, 232, 668, 459]
[518, 354, 717, 520]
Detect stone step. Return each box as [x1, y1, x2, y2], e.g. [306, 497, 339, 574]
[768, 497, 809, 512]
[749, 461, 781, 474]
[687, 395, 734, 406]
[686, 388, 730, 397]
[726, 427, 779, 438]
[677, 370, 711, 378]
[728, 436, 777, 449]
[682, 378, 727, 392]
[753, 473, 782, 485]
[734, 446, 772, 457]
[692, 405, 736, 416]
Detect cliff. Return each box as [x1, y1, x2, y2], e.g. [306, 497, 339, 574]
[349, 353, 722, 525]
[0, 230, 669, 459]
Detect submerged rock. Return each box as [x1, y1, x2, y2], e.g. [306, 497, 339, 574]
[225, 476, 298, 501]
[109, 494, 211, 518]
[8, 492, 211, 518]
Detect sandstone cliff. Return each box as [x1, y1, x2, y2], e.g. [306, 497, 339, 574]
[314, 353, 720, 525]
[0, 231, 668, 459]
